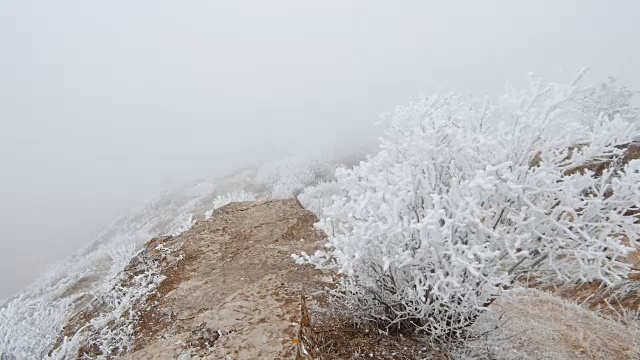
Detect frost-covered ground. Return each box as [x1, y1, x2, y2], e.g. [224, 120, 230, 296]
[0, 153, 354, 359]
[456, 287, 640, 359]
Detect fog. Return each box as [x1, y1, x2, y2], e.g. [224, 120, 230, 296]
[1, 0, 638, 298]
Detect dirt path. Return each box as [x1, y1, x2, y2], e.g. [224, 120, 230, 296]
[121, 199, 331, 359]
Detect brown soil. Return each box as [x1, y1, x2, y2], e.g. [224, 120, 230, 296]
[122, 199, 332, 359]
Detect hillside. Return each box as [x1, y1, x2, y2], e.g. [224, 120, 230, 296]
[48, 199, 328, 359]
[0, 154, 349, 359]
[44, 199, 640, 359]
[2, 74, 639, 359]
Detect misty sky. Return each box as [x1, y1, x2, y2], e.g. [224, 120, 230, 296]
[1, 0, 639, 298]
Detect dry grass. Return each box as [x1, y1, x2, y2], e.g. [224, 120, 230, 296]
[309, 316, 435, 359]
[457, 288, 640, 360]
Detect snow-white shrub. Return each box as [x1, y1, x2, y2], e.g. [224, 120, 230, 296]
[208, 190, 257, 218]
[169, 213, 196, 236]
[291, 250, 334, 269]
[298, 180, 344, 218]
[316, 71, 640, 339]
[0, 250, 110, 359]
[47, 242, 182, 359]
[107, 236, 145, 277]
[0, 296, 72, 359]
[257, 155, 335, 198]
[83, 270, 165, 357]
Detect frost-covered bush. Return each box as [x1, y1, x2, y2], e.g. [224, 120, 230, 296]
[257, 155, 335, 198]
[107, 236, 145, 277]
[316, 71, 640, 339]
[0, 250, 106, 358]
[203, 190, 257, 220]
[0, 296, 72, 359]
[212, 190, 256, 210]
[47, 242, 181, 359]
[298, 180, 344, 219]
[169, 213, 195, 236]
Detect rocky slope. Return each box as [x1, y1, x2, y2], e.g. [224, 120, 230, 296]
[55, 199, 331, 359]
[48, 198, 640, 360]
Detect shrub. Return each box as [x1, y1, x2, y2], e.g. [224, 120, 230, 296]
[206, 190, 257, 219]
[256, 155, 335, 198]
[315, 71, 640, 339]
[298, 180, 344, 219]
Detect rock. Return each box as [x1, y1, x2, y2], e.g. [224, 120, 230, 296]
[115, 199, 328, 359]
